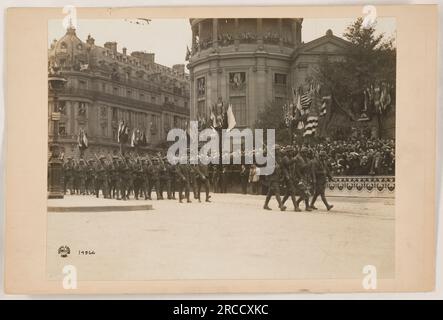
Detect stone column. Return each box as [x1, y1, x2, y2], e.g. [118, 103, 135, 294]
[278, 18, 283, 49]
[296, 19, 302, 44]
[291, 19, 298, 47]
[192, 25, 196, 52]
[257, 18, 263, 50]
[234, 18, 239, 50]
[107, 105, 112, 140]
[212, 18, 218, 50]
[198, 22, 202, 53]
[189, 72, 196, 120]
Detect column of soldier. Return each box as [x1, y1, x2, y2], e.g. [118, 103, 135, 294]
[61, 145, 334, 212]
[263, 144, 334, 212]
[61, 152, 212, 204]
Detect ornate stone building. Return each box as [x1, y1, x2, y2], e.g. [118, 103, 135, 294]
[48, 26, 190, 158]
[187, 18, 395, 139]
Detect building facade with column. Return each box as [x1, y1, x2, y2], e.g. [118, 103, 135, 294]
[48, 26, 190, 158]
[187, 18, 395, 138]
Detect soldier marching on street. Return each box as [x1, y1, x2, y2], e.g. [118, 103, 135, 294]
[195, 155, 211, 203]
[63, 157, 74, 195]
[176, 159, 192, 203]
[263, 146, 286, 211]
[310, 150, 334, 211]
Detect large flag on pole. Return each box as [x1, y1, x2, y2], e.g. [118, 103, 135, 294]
[209, 105, 217, 128]
[300, 91, 312, 111]
[303, 90, 320, 137]
[130, 129, 141, 148]
[295, 92, 305, 130]
[77, 128, 88, 150]
[226, 103, 236, 132]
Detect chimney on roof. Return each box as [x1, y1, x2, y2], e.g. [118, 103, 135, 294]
[131, 51, 155, 64]
[122, 47, 127, 55]
[172, 64, 185, 76]
[104, 41, 118, 52]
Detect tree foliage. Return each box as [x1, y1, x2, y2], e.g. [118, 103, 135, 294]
[314, 18, 396, 117]
[255, 18, 396, 140]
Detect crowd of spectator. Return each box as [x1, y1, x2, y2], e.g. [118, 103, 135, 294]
[312, 137, 395, 176]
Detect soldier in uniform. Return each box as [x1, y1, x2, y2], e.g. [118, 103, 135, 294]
[63, 157, 74, 195]
[176, 161, 192, 203]
[190, 164, 199, 199]
[143, 157, 152, 200]
[108, 156, 120, 199]
[133, 158, 145, 200]
[95, 156, 109, 198]
[72, 160, 80, 194]
[280, 147, 300, 211]
[85, 159, 96, 195]
[168, 162, 177, 200]
[147, 158, 162, 200]
[127, 155, 136, 199]
[159, 157, 172, 199]
[119, 155, 132, 200]
[138, 158, 149, 200]
[310, 150, 334, 211]
[263, 147, 286, 211]
[195, 156, 211, 202]
[293, 147, 313, 211]
[77, 159, 87, 195]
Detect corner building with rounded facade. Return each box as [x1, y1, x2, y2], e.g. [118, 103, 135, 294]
[187, 18, 394, 139]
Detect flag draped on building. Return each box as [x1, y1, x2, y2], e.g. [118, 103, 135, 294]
[117, 120, 129, 144]
[300, 91, 312, 111]
[209, 106, 217, 128]
[79, 63, 89, 71]
[77, 128, 88, 150]
[366, 82, 392, 115]
[130, 128, 143, 148]
[303, 88, 320, 137]
[379, 83, 392, 114]
[185, 46, 191, 61]
[320, 95, 331, 117]
[226, 104, 236, 132]
[294, 92, 305, 130]
[282, 103, 294, 128]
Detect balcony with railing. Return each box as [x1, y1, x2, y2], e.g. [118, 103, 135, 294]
[55, 86, 190, 116]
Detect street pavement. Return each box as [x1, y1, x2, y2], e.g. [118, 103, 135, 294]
[46, 193, 395, 281]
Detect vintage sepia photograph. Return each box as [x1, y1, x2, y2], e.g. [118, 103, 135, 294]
[45, 15, 397, 283]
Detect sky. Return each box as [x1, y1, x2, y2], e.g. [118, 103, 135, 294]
[48, 18, 395, 68]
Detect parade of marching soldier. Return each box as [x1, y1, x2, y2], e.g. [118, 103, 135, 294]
[46, 17, 396, 280]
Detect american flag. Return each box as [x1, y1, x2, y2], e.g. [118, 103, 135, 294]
[300, 92, 312, 111]
[303, 91, 321, 137]
[320, 95, 331, 117]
